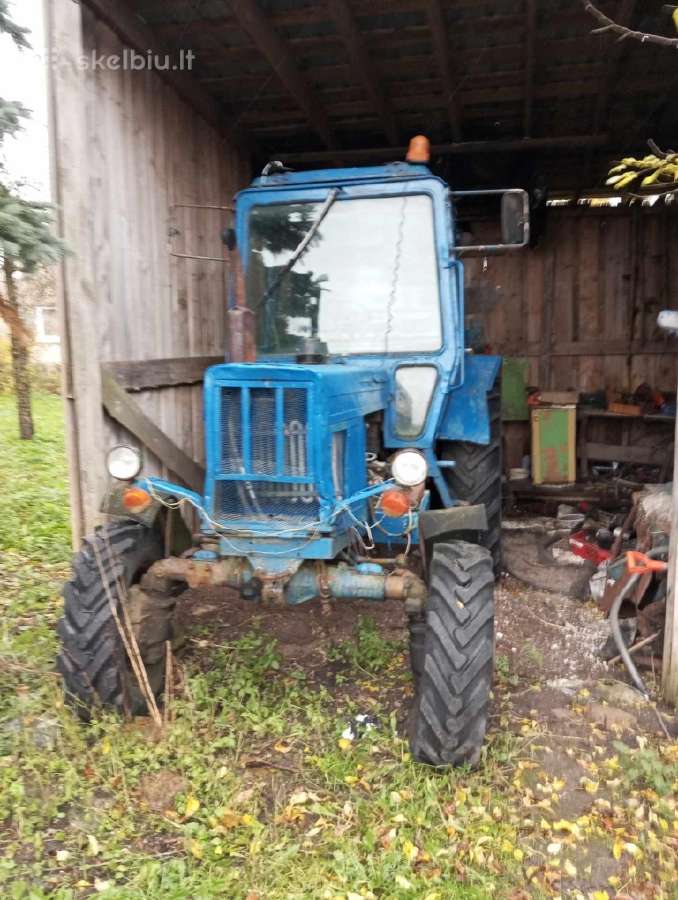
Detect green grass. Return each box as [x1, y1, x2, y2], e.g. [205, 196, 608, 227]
[0, 394, 675, 899]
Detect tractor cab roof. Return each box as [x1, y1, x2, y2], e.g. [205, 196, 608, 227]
[247, 162, 442, 192]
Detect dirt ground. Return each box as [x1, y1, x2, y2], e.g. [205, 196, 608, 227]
[178, 573, 678, 862]
[178, 573, 678, 759]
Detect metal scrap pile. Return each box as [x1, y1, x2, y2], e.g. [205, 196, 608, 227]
[503, 486, 670, 682]
[590, 485, 670, 676]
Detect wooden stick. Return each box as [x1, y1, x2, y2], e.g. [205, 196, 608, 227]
[92, 540, 163, 728]
[664, 393, 678, 706]
[163, 641, 174, 726]
[608, 631, 661, 666]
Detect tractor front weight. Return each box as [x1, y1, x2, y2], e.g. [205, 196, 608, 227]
[146, 555, 426, 612]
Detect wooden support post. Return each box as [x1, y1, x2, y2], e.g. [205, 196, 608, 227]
[46, 0, 106, 545]
[663, 409, 678, 708]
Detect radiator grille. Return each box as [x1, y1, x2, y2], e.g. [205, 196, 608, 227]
[215, 481, 320, 524]
[216, 384, 318, 526]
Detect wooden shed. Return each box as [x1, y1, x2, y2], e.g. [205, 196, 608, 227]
[46, 0, 678, 543]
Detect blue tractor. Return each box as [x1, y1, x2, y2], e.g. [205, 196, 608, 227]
[57, 139, 529, 767]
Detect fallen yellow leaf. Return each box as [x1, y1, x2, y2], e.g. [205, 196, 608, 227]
[220, 810, 241, 828]
[612, 837, 623, 861]
[580, 778, 599, 794]
[184, 795, 200, 819]
[402, 839, 419, 862]
[189, 839, 203, 860]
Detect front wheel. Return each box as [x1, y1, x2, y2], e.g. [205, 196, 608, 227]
[57, 520, 179, 718]
[408, 541, 494, 767]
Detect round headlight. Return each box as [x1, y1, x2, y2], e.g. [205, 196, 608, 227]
[391, 449, 427, 487]
[106, 445, 142, 481]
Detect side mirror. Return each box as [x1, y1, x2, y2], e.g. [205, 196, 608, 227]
[221, 227, 237, 251]
[501, 190, 529, 246]
[450, 188, 530, 254]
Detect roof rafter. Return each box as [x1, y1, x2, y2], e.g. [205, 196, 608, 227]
[426, 0, 463, 142]
[523, 0, 537, 137]
[282, 134, 608, 165]
[229, 0, 338, 149]
[327, 0, 399, 145]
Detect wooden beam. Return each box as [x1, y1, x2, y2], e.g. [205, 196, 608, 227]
[523, 0, 537, 137]
[78, 0, 254, 153]
[664, 405, 678, 707]
[103, 357, 223, 391]
[327, 0, 399, 145]
[593, 0, 637, 135]
[583, 442, 670, 465]
[101, 370, 205, 493]
[426, 0, 462, 141]
[282, 133, 609, 164]
[46, 0, 107, 545]
[229, 0, 338, 150]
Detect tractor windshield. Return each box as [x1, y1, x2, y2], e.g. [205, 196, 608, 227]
[246, 194, 442, 356]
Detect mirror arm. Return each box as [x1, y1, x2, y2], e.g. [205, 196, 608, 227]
[453, 240, 529, 256]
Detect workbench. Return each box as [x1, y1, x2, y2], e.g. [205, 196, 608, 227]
[577, 407, 675, 480]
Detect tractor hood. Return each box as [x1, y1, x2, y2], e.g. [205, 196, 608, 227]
[202, 361, 388, 539]
[204, 360, 388, 425]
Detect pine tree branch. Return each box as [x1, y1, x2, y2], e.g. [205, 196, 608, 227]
[581, 0, 678, 47]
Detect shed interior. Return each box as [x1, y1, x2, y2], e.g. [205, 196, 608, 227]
[46, 0, 678, 540]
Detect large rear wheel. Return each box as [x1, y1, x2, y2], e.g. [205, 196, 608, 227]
[408, 541, 494, 767]
[439, 380, 502, 573]
[57, 520, 179, 718]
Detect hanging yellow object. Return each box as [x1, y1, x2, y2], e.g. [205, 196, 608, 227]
[672, 8, 678, 33]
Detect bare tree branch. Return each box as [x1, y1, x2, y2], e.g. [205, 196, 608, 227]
[581, 0, 678, 47]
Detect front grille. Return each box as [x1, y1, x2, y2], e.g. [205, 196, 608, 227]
[216, 384, 318, 526]
[215, 481, 320, 524]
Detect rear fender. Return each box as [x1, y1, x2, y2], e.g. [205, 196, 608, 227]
[437, 355, 501, 445]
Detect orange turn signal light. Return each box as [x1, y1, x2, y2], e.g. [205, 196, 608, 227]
[122, 486, 152, 513]
[380, 488, 411, 518]
[406, 134, 430, 163]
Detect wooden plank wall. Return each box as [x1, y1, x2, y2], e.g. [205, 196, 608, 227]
[50, 3, 249, 541]
[464, 206, 678, 393]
